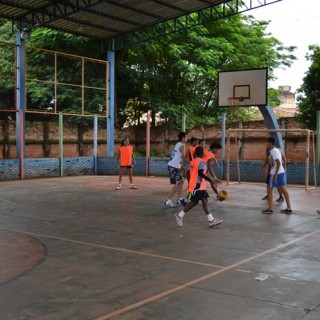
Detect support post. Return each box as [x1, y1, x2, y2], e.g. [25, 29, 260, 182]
[182, 113, 186, 132]
[221, 113, 226, 179]
[317, 110, 320, 185]
[94, 114, 98, 175]
[226, 129, 230, 185]
[306, 130, 310, 190]
[59, 112, 64, 177]
[258, 104, 284, 151]
[146, 111, 151, 176]
[107, 50, 115, 157]
[15, 32, 26, 180]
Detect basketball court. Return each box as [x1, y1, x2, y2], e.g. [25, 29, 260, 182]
[1, 176, 320, 320]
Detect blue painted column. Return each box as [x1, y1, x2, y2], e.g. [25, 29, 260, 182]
[258, 104, 284, 151]
[16, 32, 26, 180]
[107, 50, 115, 157]
[59, 112, 64, 177]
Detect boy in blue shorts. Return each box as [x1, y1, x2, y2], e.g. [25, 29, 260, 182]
[165, 132, 188, 208]
[262, 137, 292, 214]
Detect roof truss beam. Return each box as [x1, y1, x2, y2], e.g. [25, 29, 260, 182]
[111, 0, 283, 50]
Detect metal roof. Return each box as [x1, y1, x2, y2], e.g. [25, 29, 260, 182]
[0, 0, 283, 49]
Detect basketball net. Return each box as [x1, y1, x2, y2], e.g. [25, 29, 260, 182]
[228, 96, 245, 107]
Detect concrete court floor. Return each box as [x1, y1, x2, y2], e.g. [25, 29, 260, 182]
[0, 175, 320, 320]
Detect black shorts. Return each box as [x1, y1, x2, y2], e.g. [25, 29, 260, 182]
[188, 189, 209, 205]
[121, 165, 132, 169]
[168, 166, 183, 185]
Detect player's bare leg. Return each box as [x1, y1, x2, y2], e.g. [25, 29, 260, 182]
[262, 186, 274, 213]
[201, 198, 223, 227]
[177, 178, 185, 199]
[118, 167, 125, 184]
[116, 167, 125, 190]
[279, 186, 292, 213]
[128, 168, 133, 184]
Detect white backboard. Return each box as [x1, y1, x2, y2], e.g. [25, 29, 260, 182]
[218, 68, 268, 107]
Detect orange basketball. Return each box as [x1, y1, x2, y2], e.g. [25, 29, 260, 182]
[218, 190, 228, 201]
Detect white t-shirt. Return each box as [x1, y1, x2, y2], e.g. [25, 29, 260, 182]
[269, 147, 285, 175]
[168, 142, 184, 169]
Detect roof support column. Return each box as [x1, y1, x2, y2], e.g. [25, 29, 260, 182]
[107, 49, 115, 157]
[16, 32, 26, 179]
[258, 104, 284, 151]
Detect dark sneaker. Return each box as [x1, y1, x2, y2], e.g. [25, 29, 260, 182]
[209, 219, 223, 227]
[177, 198, 188, 207]
[281, 208, 293, 214]
[262, 209, 273, 214]
[262, 195, 268, 200]
[317, 210, 320, 215]
[276, 196, 284, 202]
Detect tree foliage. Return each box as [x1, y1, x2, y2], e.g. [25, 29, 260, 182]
[116, 10, 295, 128]
[0, 9, 296, 127]
[295, 45, 320, 130]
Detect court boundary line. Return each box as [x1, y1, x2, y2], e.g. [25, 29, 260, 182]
[0, 228, 224, 269]
[94, 228, 320, 320]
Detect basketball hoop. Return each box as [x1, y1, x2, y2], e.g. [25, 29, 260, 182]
[228, 97, 245, 107]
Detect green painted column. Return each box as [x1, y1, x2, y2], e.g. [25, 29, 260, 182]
[182, 113, 186, 132]
[59, 112, 64, 177]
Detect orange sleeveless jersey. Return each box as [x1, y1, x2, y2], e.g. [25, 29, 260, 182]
[188, 146, 197, 162]
[119, 145, 133, 166]
[203, 148, 214, 162]
[188, 158, 207, 192]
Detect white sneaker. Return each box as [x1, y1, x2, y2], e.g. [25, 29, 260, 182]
[116, 184, 122, 190]
[209, 219, 223, 227]
[175, 213, 183, 227]
[165, 199, 175, 208]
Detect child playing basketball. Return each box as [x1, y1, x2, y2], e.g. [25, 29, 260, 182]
[199, 140, 222, 197]
[116, 138, 138, 190]
[262, 137, 292, 214]
[175, 146, 223, 227]
[261, 147, 286, 202]
[186, 137, 199, 182]
[165, 132, 188, 208]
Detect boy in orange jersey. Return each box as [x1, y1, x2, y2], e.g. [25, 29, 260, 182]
[186, 137, 199, 182]
[175, 146, 223, 227]
[199, 140, 222, 197]
[116, 138, 138, 190]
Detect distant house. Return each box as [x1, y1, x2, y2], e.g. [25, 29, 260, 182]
[273, 85, 297, 117]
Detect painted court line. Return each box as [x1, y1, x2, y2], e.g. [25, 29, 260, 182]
[279, 276, 297, 281]
[235, 269, 251, 273]
[94, 228, 320, 320]
[0, 228, 224, 269]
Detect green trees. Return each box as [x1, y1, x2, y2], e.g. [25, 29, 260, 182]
[295, 45, 320, 130]
[0, 10, 295, 126]
[117, 12, 295, 128]
[0, 20, 16, 110]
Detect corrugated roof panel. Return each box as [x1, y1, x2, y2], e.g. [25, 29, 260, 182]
[48, 20, 114, 39]
[0, 0, 247, 41]
[69, 11, 138, 32]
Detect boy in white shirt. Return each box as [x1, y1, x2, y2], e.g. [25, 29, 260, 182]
[262, 137, 292, 214]
[165, 132, 188, 208]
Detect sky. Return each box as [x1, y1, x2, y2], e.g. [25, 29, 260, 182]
[248, 0, 320, 93]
